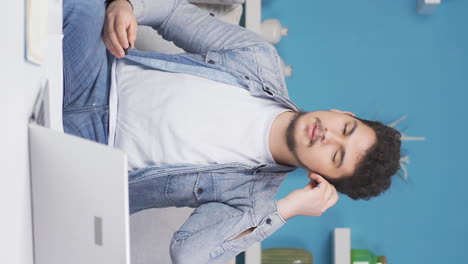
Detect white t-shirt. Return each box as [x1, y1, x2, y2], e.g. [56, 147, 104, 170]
[108, 60, 290, 170]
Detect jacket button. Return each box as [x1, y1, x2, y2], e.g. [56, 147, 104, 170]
[263, 86, 273, 96]
[244, 76, 250, 80]
[266, 218, 272, 225]
[208, 59, 215, 64]
[209, 13, 215, 17]
[197, 188, 204, 194]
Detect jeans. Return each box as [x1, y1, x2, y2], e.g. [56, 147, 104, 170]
[62, 0, 110, 145]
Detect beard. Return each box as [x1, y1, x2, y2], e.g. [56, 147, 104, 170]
[286, 111, 306, 153]
[285, 111, 318, 172]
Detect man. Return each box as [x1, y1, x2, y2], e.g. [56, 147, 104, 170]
[62, 0, 401, 263]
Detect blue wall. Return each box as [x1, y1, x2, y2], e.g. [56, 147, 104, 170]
[261, 0, 468, 263]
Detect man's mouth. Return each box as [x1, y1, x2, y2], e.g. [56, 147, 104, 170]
[308, 123, 316, 142]
[307, 119, 322, 144]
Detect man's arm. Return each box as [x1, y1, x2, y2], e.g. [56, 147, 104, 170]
[170, 201, 286, 264]
[103, 0, 266, 58]
[230, 173, 340, 238]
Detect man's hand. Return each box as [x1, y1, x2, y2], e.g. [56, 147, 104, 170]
[277, 173, 339, 220]
[103, 0, 137, 58]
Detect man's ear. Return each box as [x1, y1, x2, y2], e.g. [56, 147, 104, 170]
[330, 109, 355, 117]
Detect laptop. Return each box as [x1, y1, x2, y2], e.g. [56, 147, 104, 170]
[29, 123, 130, 264]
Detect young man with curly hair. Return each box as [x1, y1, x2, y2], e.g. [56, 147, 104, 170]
[62, 0, 401, 263]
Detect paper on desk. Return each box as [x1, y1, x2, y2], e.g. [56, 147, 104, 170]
[26, 0, 50, 64]
[30, 79, 49, 127]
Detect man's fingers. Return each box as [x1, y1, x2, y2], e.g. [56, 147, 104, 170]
[322, 182, 337, 206]
[327, 193, 339, 209]
[303, 179, 325, 191]
[321, 181, 331, 200]
[103, 16, 121, 57]
[108, 27, 125, 57]
[323, 182, 333, 200]
[310, 180, 318, 189]
[326, 186, 339, 208]
[303, 180, 316, 190]
[308, 172, 326, 184]
[305, 180, 330, 201]
[127, 22, 137, 48]
[115, 19, 129, 49]
[104, 15, 125, 57]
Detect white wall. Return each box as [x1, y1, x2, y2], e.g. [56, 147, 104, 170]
[1, 1, 42, 264]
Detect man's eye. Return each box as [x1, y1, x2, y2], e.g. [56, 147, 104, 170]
[333, 151, 337, 162]
[343, 124, 348, 135]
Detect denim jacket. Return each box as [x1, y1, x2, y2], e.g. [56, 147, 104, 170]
[126, 0, 302, 263]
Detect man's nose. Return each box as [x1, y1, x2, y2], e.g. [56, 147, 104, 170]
[322, 129, 344, 145]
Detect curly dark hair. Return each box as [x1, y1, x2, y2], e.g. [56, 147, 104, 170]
[327, 118, 402, 200]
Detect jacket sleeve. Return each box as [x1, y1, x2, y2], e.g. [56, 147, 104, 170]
[169, 200, 286, 264]
[129, 0, 266, 54]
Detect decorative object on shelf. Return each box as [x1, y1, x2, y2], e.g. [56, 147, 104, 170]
[260, 19, 289, 44]
[351, 249, 387, 264]
[189, 0, 245, 4]
[26, 0, 50, 64]
[417, 0, 441, 15]
[280, 57, 293, 77]
[388, 115, 425, 181]
[262, 248, 313, 264]
[244, 1, 292, 78]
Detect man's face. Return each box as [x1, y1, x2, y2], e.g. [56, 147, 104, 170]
[286, 110, 377, 180]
